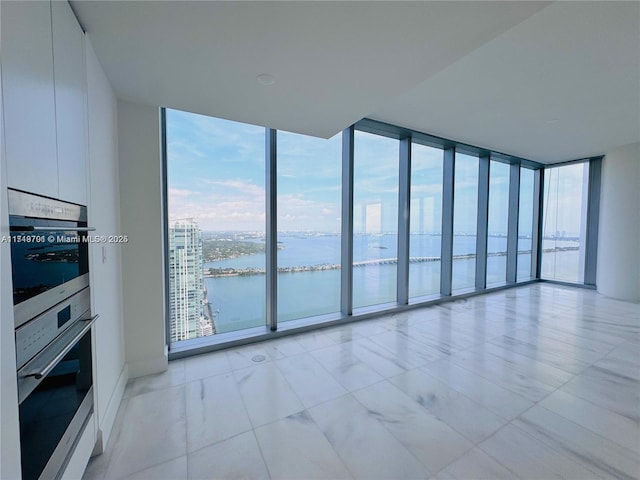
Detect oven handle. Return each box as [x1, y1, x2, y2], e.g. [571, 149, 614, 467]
[10, 226, 96, 232]
[24, 315, 99, 380]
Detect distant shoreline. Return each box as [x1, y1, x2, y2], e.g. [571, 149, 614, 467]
[203, 248, 575, 278]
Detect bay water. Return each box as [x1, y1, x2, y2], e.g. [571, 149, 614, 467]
[205, 234, 539, 334]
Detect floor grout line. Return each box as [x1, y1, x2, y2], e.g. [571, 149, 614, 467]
[84, 283, 640, 480]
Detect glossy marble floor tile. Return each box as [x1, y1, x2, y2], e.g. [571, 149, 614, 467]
[82, 397, 130, 480]
[346, 337, 411, 378]
[595, 340, 640, 381]
[502, 328, 611, 365]
[479, 342, 575, 387]
[188, 431, 269, 480]
[367, 330, 447, 368]
[389, 369, 508, 443]
[538, 389, 640, 453]
[510, 322, 619, 352]
[289, 329, 338, 352]
[323, 319, 390, 343]
[185, 372, 252, 452]
[544, 315, 636, 346]
[489, 334, 591, 374]
[124, 456, 187, 480]
[104, 386, 187, 479]
[421, 358, 534, 420]
[123, 359, 186, 399]
[232, 362, 305, 428]
[351, 380, 473, 473]
[308, 394, 430, 479]
[84, 284, 640, 480]
[225, 342, 287, 370]
[309, 343, 384, 391]
[274, 353, 346, 408]
[478, 423, 600, 479]
[558, 364, 640, 423]
[514, 405, 640, 479]
[183, 350, 232, 383]
[254, 411, 353, 479]
[433, 447, 518, 479]
[447, 348, 559, 401]
[408, 323, 479, 354]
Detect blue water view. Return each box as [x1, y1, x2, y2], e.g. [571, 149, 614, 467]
[10, 240, 81, 304]
[205, 234, 536, 334]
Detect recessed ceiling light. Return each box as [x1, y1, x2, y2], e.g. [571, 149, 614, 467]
[256, 73, 275, 86]
[546, 118, 559, 124]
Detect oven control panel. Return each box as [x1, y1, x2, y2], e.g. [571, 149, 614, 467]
[15, 288, 91, 370]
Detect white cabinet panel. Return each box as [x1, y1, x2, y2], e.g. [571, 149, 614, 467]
[2, 0, 58, 199]
[52, 1, 88, 205]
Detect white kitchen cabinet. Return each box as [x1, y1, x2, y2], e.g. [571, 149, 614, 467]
[2, 0, 59, 199]
[2, 0, 88, 205]
[53, 0, 88, 205]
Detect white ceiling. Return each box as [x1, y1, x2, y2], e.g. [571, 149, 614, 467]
[370, 1, 640, 163]
[72, 1, 639, 164]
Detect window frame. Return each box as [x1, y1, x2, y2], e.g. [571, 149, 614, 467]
[162, 110, 602, 359]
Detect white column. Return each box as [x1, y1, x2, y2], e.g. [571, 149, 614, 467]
[596, 143, 640, 301]
[118, 100, 168, 377]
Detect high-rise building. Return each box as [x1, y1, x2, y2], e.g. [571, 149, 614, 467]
[168, 219, 204, 342]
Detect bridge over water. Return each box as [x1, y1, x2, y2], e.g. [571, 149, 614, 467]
[204, 246, 578, 277]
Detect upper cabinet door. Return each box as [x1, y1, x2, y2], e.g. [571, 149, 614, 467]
[2, 1, 58, 199]
[53, 1, 87, 205]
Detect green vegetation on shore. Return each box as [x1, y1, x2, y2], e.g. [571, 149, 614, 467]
[203, 239, 264, 262]
[202, 238, 284, 262]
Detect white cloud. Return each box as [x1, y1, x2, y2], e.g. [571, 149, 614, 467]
[168, 187, 195, 198]
[205, 179, 265, 198]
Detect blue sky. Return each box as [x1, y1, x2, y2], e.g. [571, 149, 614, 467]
[167, 109, 265, 231]
[167, 108, 571, 236]
[168, 108, 346, 232]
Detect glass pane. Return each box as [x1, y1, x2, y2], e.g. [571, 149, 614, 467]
[353, 131, 399, 309]
[486, 161, 510, 285]
[517, 168, 535, 281]
[277, 131, 341, 322]
[452, 153, 478, 291]
[166, 109, 266, 342]
[409, 143, 443, 298]
[541, 162, 589, 283]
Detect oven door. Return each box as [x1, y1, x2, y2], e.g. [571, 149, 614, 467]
[17, 315, 97, 480]
[8, 189, 91, 328]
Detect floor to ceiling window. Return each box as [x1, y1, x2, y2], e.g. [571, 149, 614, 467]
[409, 143, 443, 298]
[352, 131, 399, 309]
[166, 109, 266, 342]
[541, 162, 589, 283]
[276, 131, 342, 322]
[486, 160, 510, 285]
[452, 153, 479, 291]
[517, 168, 535, 281]
[164, 110, 597, 355]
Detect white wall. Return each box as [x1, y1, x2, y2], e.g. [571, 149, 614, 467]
[86, 37, 128, 453]
[0, 17, 23, 473]
[597, 142, 640, 302]
[117, 100, 167, 378]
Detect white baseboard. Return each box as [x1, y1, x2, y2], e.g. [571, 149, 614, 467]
[126, 353, 168, 379]
[92, 363, 128, 455]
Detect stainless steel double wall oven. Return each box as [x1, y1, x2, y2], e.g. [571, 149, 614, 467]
[9, 189, 97, 480]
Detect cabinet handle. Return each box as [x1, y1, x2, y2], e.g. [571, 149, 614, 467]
[24, 315, 98, 380]
[11, 226, 96, 232]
